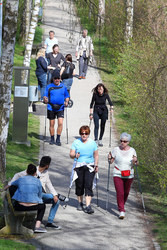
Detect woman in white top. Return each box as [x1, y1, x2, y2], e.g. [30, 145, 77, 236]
[109, 132, 138, 219]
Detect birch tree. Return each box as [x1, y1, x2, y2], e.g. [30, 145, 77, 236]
[25, 0, 33, 44]
[125, 0, 134, 43]
[0, 0, 19, 183]
[23, 0, 40, 69]
[98, 0, 105, 25]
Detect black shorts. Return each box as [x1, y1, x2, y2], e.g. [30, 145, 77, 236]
[47, 110, 64, 120]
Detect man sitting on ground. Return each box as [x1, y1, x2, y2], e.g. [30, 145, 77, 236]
[7, 156, 61, 229]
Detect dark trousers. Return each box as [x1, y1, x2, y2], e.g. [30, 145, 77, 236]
[93, 112, 107, 140]
[75, 166, 95, 197]
[14, 201, 46, 222]
[79, 51, 88, 77]
[113, 177, 133, 212]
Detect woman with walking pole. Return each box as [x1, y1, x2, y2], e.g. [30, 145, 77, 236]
[70, 125, 98, 214]
[108, 132, 138, 219]
[89, 83, 113, 147]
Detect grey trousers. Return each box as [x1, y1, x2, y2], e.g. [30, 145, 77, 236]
[79, 51, 88, 77]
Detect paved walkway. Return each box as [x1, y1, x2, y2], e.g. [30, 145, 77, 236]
[30, 1, 157, 249]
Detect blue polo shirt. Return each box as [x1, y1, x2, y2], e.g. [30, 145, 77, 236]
[44, 82, 69, 111]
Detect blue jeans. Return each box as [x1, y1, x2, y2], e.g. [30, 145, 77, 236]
[42, 193, 60, 223]
[37, 73, 47, 100]
[62, 78, 73, 91]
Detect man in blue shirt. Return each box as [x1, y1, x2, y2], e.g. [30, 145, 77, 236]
[44, 70, 69, 145]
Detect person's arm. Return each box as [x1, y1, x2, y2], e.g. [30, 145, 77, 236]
[70, 149, 80, 159]
[90, 93, 95, 119]
[108, 151, 115, 164]
[94, 150, 99, 172]
[7, 170, 27, 186]
[60, 66, 65, 76]
[45, 172, 58, 197]
[90, 37, 94, 56]
[64, 87, 70, 106]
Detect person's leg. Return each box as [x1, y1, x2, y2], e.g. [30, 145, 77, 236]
[40, 74, 47, 100]
[42, 193, 60, 224]
[75, 167, 85, 210]
[124, 178, 133, 204]
[99, 116, 107, 140]
[93, 112, 99, 141]
[83, 53, 88, 77]
[84, 167, 95, 214]
[79, 55, 84, 77]
[113, 177, 125, 212]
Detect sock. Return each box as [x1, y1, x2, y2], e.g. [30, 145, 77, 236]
[51, 135, 54, 142]
[56, 134, 61, 142]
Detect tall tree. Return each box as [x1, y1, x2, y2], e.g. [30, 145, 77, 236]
[0, 0, 19, 183]
[98, 0, 105, 25]
[125, 0, 134, 43]
[23, 0, 40, 68]
[25, 0, 33, 44]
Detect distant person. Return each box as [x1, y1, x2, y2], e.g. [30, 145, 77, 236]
[60, 54, 75, 96]
[75, 29, 94, 79]
[7, 156, 61, 230]
[47, 44, 65, 83]
[70, 125, 98, 214]
[44, 70, 69, 146]
[108, 132, 138, 219]
[11, 164, 47, 233]
[44, 30, 58, 54]
[89, 83, 113, 147]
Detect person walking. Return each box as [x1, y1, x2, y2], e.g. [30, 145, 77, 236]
[47, 44, 65, 83]
[60, 54, 75, 96]
[75, 29, 94, 79]
[7, 156, 61, 230]
[89, 83, 113, 147]
[44, 30, 58, 54]
[44, 70, 69, 146]
[70, 125, 98, 214]
[11, 164, 47, 233]
[108, 132, 138, 219]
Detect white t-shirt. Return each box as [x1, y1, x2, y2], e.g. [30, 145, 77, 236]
[45, 37, 59, 53]
[112, 146, 137, 178]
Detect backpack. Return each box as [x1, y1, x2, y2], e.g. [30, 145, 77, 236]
[62, 63, 71, 79]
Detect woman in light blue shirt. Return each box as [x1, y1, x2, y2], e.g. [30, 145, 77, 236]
[70, 125, 98, 214]
[12, 164, 46, 233]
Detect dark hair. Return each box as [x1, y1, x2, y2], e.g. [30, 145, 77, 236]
[79, 125, 90, 135]
[27, 164, 37, 175]
[52, 44, 59, 50]
[65, 54, 72, 62]
[49, 30, 55, 35]
[40, 156, 51, 168]
[92, 83, 108, 94]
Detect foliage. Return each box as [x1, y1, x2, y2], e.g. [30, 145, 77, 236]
[0, 239, 35, 250]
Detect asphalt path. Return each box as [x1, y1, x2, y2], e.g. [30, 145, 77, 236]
[29, 1, 158, 249]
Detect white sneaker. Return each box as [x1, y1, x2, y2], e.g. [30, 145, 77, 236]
[119, 211, 125, 219]
[95, 140, 98, 146]
[98, 140, 103, 147]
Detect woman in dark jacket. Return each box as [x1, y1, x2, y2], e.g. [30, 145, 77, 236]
[89, 83, 113, 147]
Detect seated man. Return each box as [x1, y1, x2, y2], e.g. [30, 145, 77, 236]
[7, 156, 61, 229]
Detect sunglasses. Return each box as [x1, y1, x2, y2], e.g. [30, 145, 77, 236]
[81, 132, 89, 135]
[120, 140, 128, 143]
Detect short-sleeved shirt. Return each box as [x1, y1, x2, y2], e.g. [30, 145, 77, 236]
[47, 52, 65, 69]
[45, 37, 59, 53]
[112, 146, 137, 178]
[61, 62, 75, 79]
[44, 82, 69, 111]
[71, 138, 98, 163]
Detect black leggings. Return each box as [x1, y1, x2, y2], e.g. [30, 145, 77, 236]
[14, 201, 46, 222]
[93, 112, 107, 140]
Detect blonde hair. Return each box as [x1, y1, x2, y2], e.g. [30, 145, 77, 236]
[36, 48, 46, 59]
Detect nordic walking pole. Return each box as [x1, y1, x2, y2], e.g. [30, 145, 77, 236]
[66, 107, 68, 144]
[106, 153, 111, 211]
[96, 173, 99, 207]
[135, 164, 146, 213]
[89, 118, 92, 128]
[63, 153, 80, 209]
[109, 108, 112, 147]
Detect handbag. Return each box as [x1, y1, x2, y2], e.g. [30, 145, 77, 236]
[115, 166, 131, 177]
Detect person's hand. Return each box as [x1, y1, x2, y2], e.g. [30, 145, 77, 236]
[110, 107, 114, 113]
[89, 114, 93, 120]
[94, 165, 98, 173]
[64, 101, 68, 107]
[75, 51, 78, 58]
[132, 155, 138, 165]
[75, 152, 80, 159]
[43, 96, 48, 104]
[53, 195, 59, 203]
[108, 151, 112, 162]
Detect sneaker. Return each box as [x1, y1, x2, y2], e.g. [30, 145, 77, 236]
[34, 227, 47, 233]
[78, 76, 82, 79]
[98, 140, 103, 147]
[49, 140, 55, 145]
[77, 202, 83, 211]
[84, 205, 94, 214]
[95, 140, 98, 146]
[119, 211, 125, 219]
[82, 76, 86, 79]
[55, 140, 61, 146]
[45, 223, 61, 230]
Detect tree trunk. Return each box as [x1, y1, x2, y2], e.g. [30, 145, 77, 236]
[23, 0, 40, 69]
[0, 0, 19, 183]
[25, 0, 33, 44]
[98, 0, 105, 25]
[125, 0, 134, 43]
